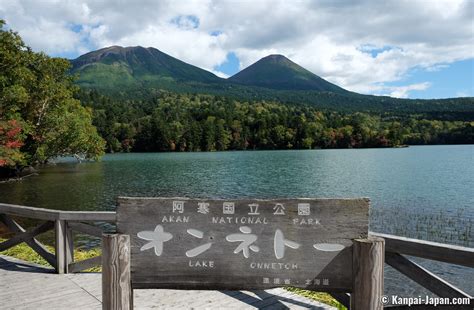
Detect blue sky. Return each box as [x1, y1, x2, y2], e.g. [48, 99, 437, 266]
[214, 52, 240, 77]
[213, 52, 474, 99]
[387, 59, 474, 99]
[1, 0, 472, 99]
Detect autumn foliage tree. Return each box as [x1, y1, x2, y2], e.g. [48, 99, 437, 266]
[0, 20, 105, 171]
[0, 119, 25, 167]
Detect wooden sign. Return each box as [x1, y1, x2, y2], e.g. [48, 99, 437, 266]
[116, 197, 369, 291]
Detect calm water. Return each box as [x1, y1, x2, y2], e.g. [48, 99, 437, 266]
[1, 145, 473, 294]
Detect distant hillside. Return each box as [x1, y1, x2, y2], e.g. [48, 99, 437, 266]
[70, 46, 474, 113]
[70, 46, 223, 90]
[228, 54, 347, 93]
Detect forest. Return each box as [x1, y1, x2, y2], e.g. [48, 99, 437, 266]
[77, 90, 474, 153]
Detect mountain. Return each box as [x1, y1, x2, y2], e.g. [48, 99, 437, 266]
[228, 54, 346, 94]
[70, 46, 474, 113]
[70, 46, 348, 95]
[70, 46, 223, 90]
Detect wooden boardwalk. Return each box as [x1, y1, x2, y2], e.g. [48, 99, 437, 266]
[0, 255, 335, 310]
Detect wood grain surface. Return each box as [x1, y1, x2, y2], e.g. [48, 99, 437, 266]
[117, 197, 369, 291]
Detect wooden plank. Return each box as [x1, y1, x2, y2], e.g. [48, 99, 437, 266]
[68, 256, 102, 273]
[385, 252, 472, 299]
[0, 203, 116, 222]
[0, 203, 59, 221]
[102, 234, 132, 310]
[117, 197, 369, 291]
[59, 211, 116, 222]
[351, 237, 384, 310]
[0, 220, 54, 251]
[56, 220, 66, 274]
[65, 222, 75, 273]
[68, 222, 104, 238]
[0, 256, 102, 308]
[330, 292, 350, 309]
[0, 214, 57, 268]
[0, 255, 339, 309]
[370, 232, 474, 268]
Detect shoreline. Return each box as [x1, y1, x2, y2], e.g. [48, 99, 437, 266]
[0, 170, 38, 183]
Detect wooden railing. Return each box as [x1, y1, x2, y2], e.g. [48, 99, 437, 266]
[0, 203, 115, 273]
[329, 232, 474, 309]
[369, 232, 474, 309]
[1, 203, 473, 309]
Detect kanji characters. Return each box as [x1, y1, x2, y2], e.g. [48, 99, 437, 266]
[172, 201, 184, 213]
[273, 203, 285, 215]
[223, 202, 235, 214]
[248, 203, 259, 215]
[197, 202, 210, 214]
[297, 203, 310, 215]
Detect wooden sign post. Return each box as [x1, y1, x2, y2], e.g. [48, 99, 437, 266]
[103, 197, 383, 309]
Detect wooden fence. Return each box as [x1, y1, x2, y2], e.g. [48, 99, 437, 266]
[1, 202, 473, 309]
[0, 203, 115, 273]
[369, 232, 474, 310]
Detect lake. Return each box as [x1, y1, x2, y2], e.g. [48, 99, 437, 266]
[0, 145, 473, 295]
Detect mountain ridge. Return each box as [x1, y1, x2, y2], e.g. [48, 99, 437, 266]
[71, 45, 223, 90]
[228, 54, 347, 94]
[70, 45, 474, 113]
[70, 46, 347, 93]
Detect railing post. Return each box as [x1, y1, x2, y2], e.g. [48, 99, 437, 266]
[55, 219, 66, 274]
[102, 234, 132, 310]
[351, 237, 385, 310]
[65, 221, 74, 273]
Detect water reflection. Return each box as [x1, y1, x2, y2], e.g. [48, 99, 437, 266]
[0, 146, 473, 246]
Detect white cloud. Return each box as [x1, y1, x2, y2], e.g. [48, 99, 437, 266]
[94, 24, 229, 71]
[210, 70, 229, 79]
[455, 90, 470, 98]
[380, 82, 432, 99]
[0, 0, 472, 97]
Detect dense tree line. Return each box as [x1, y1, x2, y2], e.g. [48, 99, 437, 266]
[84, 80, 474, 114]
[77, 90, 474, 153]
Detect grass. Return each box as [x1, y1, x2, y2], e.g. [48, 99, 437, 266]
[285, 287, 346, 309]
[0, 237, 102, 272]
[0, 238, 345, 308]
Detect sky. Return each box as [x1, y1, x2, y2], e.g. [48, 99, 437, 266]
[0, 0, 473, 99]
